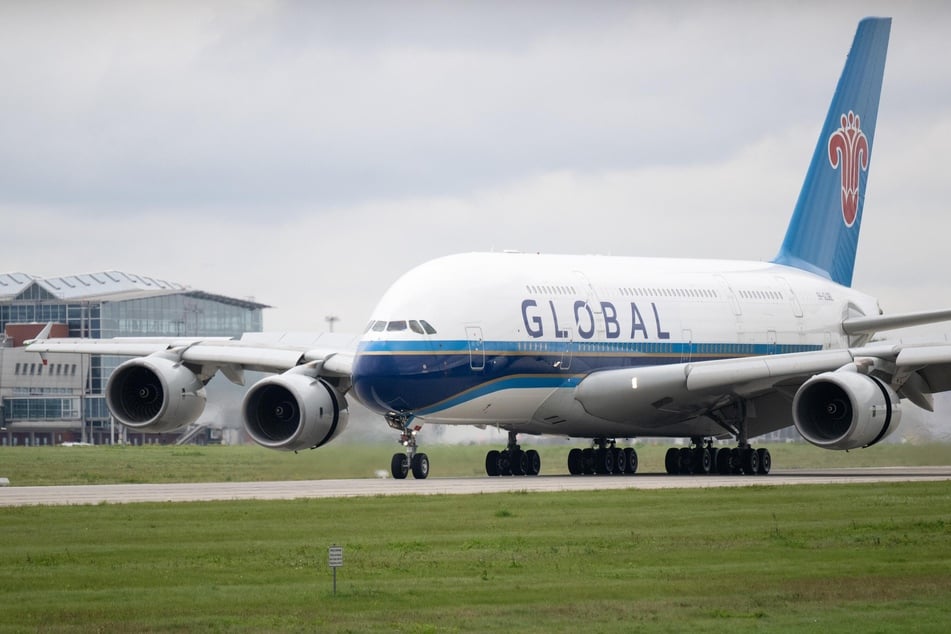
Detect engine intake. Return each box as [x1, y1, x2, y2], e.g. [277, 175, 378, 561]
[242, 373, 349, 451]
[793, 370, 901, 450]
[106, 355, 206, 432]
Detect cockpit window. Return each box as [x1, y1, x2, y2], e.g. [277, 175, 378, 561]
[369, 320, 437, 334]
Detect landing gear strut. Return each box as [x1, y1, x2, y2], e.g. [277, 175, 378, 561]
[386, 415, 429, 480]
[485, 431, 541, 476]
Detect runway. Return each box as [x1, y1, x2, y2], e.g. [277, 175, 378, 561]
[1, 466, 950, 507]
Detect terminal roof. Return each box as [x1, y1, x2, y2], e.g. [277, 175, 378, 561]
[0, 270, 270, 309]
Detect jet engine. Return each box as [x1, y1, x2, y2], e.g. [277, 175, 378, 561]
[242, 372, 349, 451]
[105, 355, 207, 432]
[792, 370, 901, 450]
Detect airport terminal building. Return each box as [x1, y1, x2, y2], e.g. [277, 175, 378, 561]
[0, 271, 267, 446]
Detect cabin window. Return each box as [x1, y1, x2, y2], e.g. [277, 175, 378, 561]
[419, 320, 437, 334]
[386, 321, 408, 332]
[371, 321, 386, 332]
[409, 320, 425, 334]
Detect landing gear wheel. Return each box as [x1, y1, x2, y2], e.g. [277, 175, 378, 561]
[742, 448, 759, 475]
[581, 448, 595, 475]
[614, 448, 627, 475]
[665, 448, 680, 475]
[602, 449, 616, 474]
[509, 448, 526, 476]
[756, 448, 771, 475]
[525, 449, 541, 476]
[679, 447, 693, 474]
[692, 447, 712, 475]
[730, 448, 743, 475]
[497, 450, 512, 476]
[411, 453, 430, 479]
[391, 453, 409, 480]
[567, 448, 583, 475]
[624, 447, 638, 474]
[485, 450, 500, 476]
[716, 448, 731, 475]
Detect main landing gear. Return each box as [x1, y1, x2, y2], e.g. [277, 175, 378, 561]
[386, 415, 429, 480]
[663, 437, 771, 475]
[485, 432, 541, 476]
[566, 438, 638, 476]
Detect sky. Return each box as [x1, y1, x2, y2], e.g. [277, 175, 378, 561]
[1, 1, 950, 336]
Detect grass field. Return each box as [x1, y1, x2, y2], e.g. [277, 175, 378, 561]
[1, 481, 950, 632]
[1, 441, 950, 486]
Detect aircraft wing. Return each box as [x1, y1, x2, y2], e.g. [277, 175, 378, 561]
[24, 332, 357, 382]
[575, 340, 951, 423]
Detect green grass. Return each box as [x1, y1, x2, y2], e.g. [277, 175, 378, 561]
[1, 442, 950, 486]
[1, 482, 950, 632]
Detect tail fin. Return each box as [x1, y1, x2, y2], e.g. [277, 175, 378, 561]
[773, 17, 891, 287]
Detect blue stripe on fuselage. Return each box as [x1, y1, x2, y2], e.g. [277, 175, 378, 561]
[350, 339, 823, 416]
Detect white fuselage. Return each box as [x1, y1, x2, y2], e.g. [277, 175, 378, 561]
[349, 252, 880, 439]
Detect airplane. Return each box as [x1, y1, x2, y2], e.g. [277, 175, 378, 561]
[26, 17, 951, 480]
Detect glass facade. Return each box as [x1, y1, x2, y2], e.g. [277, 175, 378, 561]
[1, 280, 266, 438]
[100, 293, 262, 338]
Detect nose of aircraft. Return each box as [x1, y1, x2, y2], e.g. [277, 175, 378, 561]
[351, 345, 471, 416]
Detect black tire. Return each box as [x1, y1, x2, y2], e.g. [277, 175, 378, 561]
[567, 448, 584, 475]
[411, 453, 430, 479]
[525, 449, 541, 476]
[708, 447, 719, 474]
[730, 448, 743, 475]
[510, 448, 525, 476]
[742, 448, 759, 476]
[602, 449, 616, 475]
[498, 450, 512, 476]
[485, 450, 501, 476]
[613, 448, 626, 475]
[693, 447, 712, 475]
[757, 448, 771, 475]
[665, 448, 680, 475]
[625, 447, 638, 474]
[391, 453, 409, 480]
[592, 449, 605, 475]
[715, 448, 731, 475]
[679, 447, 692, 475]
[581, 448, 595, 475]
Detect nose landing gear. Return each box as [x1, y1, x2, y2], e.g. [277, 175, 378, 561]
[386, 414, 429, 480]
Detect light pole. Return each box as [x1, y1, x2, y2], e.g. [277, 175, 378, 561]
[325, 315, 339, 333]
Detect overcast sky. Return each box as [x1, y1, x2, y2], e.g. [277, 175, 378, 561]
[1, 1, 949, 334]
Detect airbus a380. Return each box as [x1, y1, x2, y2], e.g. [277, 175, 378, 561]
[28, 17, 951, 479]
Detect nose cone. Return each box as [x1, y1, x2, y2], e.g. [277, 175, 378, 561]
[351, 344, 471, 416]
[351, 348, 419, 414]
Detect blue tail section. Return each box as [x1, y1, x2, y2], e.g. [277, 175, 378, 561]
[773, 17, 890, 287]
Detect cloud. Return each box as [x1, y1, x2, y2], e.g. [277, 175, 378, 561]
[0, 1, 949, 336]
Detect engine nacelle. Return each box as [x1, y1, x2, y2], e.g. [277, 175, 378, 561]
[242, 373, 349, 451]
[105, 355, 207, 432]
[793, 370, 901, 450]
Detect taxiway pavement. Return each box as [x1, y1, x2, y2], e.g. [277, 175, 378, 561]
[1, 466, 949, 507]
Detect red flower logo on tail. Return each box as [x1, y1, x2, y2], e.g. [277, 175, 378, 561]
[828, 111, 869, 227]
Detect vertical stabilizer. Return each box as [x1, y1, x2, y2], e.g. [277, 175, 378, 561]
[773, 18, 890, 287]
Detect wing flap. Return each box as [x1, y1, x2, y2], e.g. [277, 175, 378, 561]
[684, 349, 854, 391]
[180, 345, 305, 372]
[842, 308, 951, 335]
[25, 333, 358, 377]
